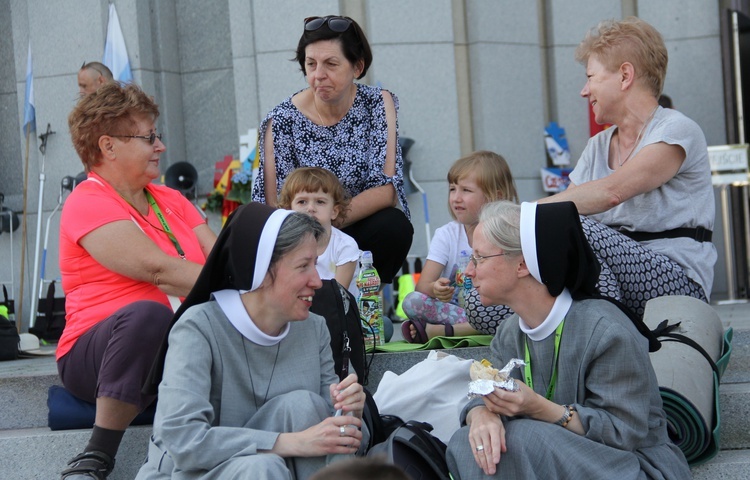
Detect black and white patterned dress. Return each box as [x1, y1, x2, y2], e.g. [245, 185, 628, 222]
[251, 84, 410, 219]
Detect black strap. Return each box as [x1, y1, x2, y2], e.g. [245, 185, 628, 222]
[619, 226, 712, 243]
[45, 281, 55, 326]
[402, 421, 450, 480]
[651, 319, 720, 378]
[331, 280, 351, 382]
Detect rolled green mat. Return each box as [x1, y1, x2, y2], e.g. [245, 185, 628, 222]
[643, 296, 731, 466]
[660, 387, 710, 462]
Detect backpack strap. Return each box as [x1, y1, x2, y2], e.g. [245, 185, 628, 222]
[401, 421, 450, 480]
[45, 281, 56, 328]
[333, 280, 352, 381]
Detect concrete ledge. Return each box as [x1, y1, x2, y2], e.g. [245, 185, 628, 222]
[0, 426, 151, 480]
[718, 383, 750, 450]
[691, 449, 750, 479]
[0, 372, 61, 430]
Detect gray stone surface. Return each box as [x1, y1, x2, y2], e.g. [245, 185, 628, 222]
[0, 426, 150, 480]
[692, 449, 750, 480]
[0, 298, 749, 477]
[0, 0, 741, 411]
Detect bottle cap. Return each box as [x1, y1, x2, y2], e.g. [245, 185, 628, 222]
[361, 250, 373, 264]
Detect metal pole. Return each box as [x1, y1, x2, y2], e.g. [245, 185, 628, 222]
[733, 11, 745, 145]
[28, 168, 45, 330]
[721, 184, 737, 301]
[28, 124, 54, 330]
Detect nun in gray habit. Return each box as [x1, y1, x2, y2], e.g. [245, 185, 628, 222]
[137, 203, 367, 480]
[447, 201, 690, 479]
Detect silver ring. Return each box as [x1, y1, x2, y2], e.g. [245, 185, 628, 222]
[339, 426, 346, 436]
[476, 445, 484, 452]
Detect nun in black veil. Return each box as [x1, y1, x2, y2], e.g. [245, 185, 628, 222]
[446, 200, 690, 480]
[138, 203, 367, 480]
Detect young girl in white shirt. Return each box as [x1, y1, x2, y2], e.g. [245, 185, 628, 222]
[402, 151, 518, 343]
[279, 167, 359, 296]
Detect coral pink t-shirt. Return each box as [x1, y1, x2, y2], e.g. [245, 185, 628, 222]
[57, 172, 206, 359]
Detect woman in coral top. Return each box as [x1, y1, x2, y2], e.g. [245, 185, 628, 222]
[58, 82, 215, 480]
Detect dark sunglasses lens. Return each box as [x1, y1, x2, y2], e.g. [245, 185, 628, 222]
[305, 17, 325, 31]
[328, 18, 351, 32]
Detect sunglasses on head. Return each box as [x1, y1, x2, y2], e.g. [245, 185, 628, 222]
[304, 16, 352, 33]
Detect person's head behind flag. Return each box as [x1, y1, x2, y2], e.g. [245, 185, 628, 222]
[78, 61, 113, 97]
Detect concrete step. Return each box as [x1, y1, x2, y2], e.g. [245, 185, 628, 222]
[691, 449, 750, 479]
[0, 307, 746, 479]
[0, 426, 150, 480]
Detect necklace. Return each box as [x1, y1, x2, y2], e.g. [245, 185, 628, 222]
[244, 341, 282, 411]
[313, 84, 356, 126]
[616, 105, 659, 167]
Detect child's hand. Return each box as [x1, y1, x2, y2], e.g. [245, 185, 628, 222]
[433, 278, 455, 302]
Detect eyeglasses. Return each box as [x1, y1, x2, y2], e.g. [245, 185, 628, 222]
[469, 252, 509, 267]
[304, 16, 353, 33]
[109, 132, 163, 145]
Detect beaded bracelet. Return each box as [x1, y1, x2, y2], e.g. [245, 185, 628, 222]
[555, 404, 575, 427]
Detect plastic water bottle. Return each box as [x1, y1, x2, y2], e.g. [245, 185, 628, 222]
[456, 250, 470, 308]
[356, 251, 383, 349]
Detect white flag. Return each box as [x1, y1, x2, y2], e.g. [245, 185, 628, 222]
[103, 3, 133, 83]
[23, 43, 35, 135]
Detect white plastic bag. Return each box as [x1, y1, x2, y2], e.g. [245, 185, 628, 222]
[373, 350, 472, 443]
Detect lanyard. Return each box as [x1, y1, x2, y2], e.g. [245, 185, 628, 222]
[524, 319, 565, 400]
[144, 190, 186, 259]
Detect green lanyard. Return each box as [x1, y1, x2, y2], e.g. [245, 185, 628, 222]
[524, 319, 565, 400]
[144, 190, 186, 259]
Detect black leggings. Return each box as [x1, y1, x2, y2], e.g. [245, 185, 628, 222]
[342, 207, 413, 284]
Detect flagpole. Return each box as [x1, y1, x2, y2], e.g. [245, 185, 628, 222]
[28, 124, 53, 331]
[17, 125, 31, 331]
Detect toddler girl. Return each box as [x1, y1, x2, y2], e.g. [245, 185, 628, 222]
[279, 167, 359, 296]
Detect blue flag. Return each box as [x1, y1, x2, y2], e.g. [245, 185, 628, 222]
[103, 3, 133, 83]
[23, 43, 35, 135]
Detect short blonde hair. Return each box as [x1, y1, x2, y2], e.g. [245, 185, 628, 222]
[278, 167, 351, 222]
[68, 82, 159, 171]
[575, 17, 667, 97]
[446, 151, 518, 221]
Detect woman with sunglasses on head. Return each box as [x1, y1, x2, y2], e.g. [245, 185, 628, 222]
[446, 201, 690, 479]
[136, 203, 366, 480]
[59, 82, 216, 480]
[251, 15, 413, 284]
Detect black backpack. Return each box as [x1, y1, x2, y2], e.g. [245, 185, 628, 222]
[1, 287, 19, 361]
[29, 280, 66, 343]
[368, 420, 451, 480]
[310, 279, 367, 383]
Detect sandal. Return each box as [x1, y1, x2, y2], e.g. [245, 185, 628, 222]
[401, 319, 455, 343]
[401, 318, 428, 344]
[61, 451, 115, 479]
